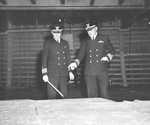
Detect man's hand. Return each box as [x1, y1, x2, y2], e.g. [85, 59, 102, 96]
[69, 71, 75, 81]
[101, 56, 109, 62]
[42, 74, 49, 82]
[68, 62, 78, 70]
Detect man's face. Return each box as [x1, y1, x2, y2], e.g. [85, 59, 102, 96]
[51, 31, 62, 39]
[51, 26, 62, 39]
[87, 26, 98, 38]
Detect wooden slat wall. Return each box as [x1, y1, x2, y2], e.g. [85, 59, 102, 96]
[7, 25, 122, 88]
[124, 26, 150, 84]
[9, 29, 47, 88]
[6, 24, 150, 89]
[0, 32, 8, 88]
[101, 27, 122, 85]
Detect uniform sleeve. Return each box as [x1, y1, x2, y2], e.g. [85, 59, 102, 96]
[65, 42, 71, 66]
[42, 40, 49, 75]
[104, 36, 115, 56]
[77, 41, 86, 62]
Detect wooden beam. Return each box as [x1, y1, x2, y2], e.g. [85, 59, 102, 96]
[60, 0, 65, 4]
[119, 28, 128, 87]
[90, 0, 95, 6]
[0, 0, 7, 4]
[118, 0, 125, 5]
[30, 0, 36, 4]
[0, 6, 147, 11]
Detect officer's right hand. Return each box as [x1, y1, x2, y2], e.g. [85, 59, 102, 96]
[101, 56, 109, 62]
[42, 75, 49, 82]
[68, 62, 77, 70]
[69, 71, 75, 81]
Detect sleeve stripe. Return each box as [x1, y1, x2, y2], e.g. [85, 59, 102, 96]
[42, 68, 47, 74]
[75, 59, 80, 66]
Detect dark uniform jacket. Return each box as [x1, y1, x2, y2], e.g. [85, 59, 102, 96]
[77, 34, 115, 75]
[42, 38, 70, 78]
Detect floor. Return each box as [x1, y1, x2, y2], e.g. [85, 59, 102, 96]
[1, 98, 150, 125]
[0, 83, 150, 101]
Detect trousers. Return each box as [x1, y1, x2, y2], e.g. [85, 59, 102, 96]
[85, 72, 109, 98]
[47, 75, 68, 99]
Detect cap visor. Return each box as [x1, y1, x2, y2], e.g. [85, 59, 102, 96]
[85, 25, 96, 31]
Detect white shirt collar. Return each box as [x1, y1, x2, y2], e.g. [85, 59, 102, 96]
[90, 32, 97, 40]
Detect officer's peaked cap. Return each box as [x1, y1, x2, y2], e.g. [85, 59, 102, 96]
[85, 19, 98, 30]
[49, 18, 64, 30]
[86, 20, 98, 26]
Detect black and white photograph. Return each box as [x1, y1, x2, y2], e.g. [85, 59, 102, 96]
[0, 0, 150, 124]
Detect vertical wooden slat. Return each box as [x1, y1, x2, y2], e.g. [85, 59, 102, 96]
[119, 29, 127, 87]
[0, 32, 8, 88]
[7, 31, 13, 88]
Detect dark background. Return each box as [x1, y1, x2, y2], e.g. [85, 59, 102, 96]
[0, 0, 150, 100]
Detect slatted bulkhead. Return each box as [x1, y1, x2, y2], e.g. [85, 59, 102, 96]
[7, 23, 150, 88]
[101, 27, 122, 85]
[9, 29, 47, 88]
[8, 24, 122, 88]
[124, 26, 150, 84]
[0, 32, 8, 87]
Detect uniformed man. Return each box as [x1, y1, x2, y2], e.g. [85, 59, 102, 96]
[42, 19, 73, 99]
[68, 20, 115, 98]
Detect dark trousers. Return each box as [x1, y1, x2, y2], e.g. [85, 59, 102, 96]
[85, 72, 109, 98]
[47, 75, 68, 99]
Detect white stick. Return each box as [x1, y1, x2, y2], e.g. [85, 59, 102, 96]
[47, 80, 64, 98]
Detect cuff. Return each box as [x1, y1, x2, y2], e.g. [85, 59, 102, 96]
[42, 67, 47, 75]
[107, 53, 114, 61]
[74, 59, 80, 66]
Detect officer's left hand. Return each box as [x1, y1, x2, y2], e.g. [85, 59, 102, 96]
[101, 56, 109, 62]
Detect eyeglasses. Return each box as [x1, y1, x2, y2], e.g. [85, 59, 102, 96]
[51, 28, 63, 33]
[51, 31, 62, 33]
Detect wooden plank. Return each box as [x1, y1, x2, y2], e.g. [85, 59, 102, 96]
[119, 30, 127, 87]
[0, 33, 8, 87]
[0, 6, 146, 11]
[6, 32, 13, 88]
